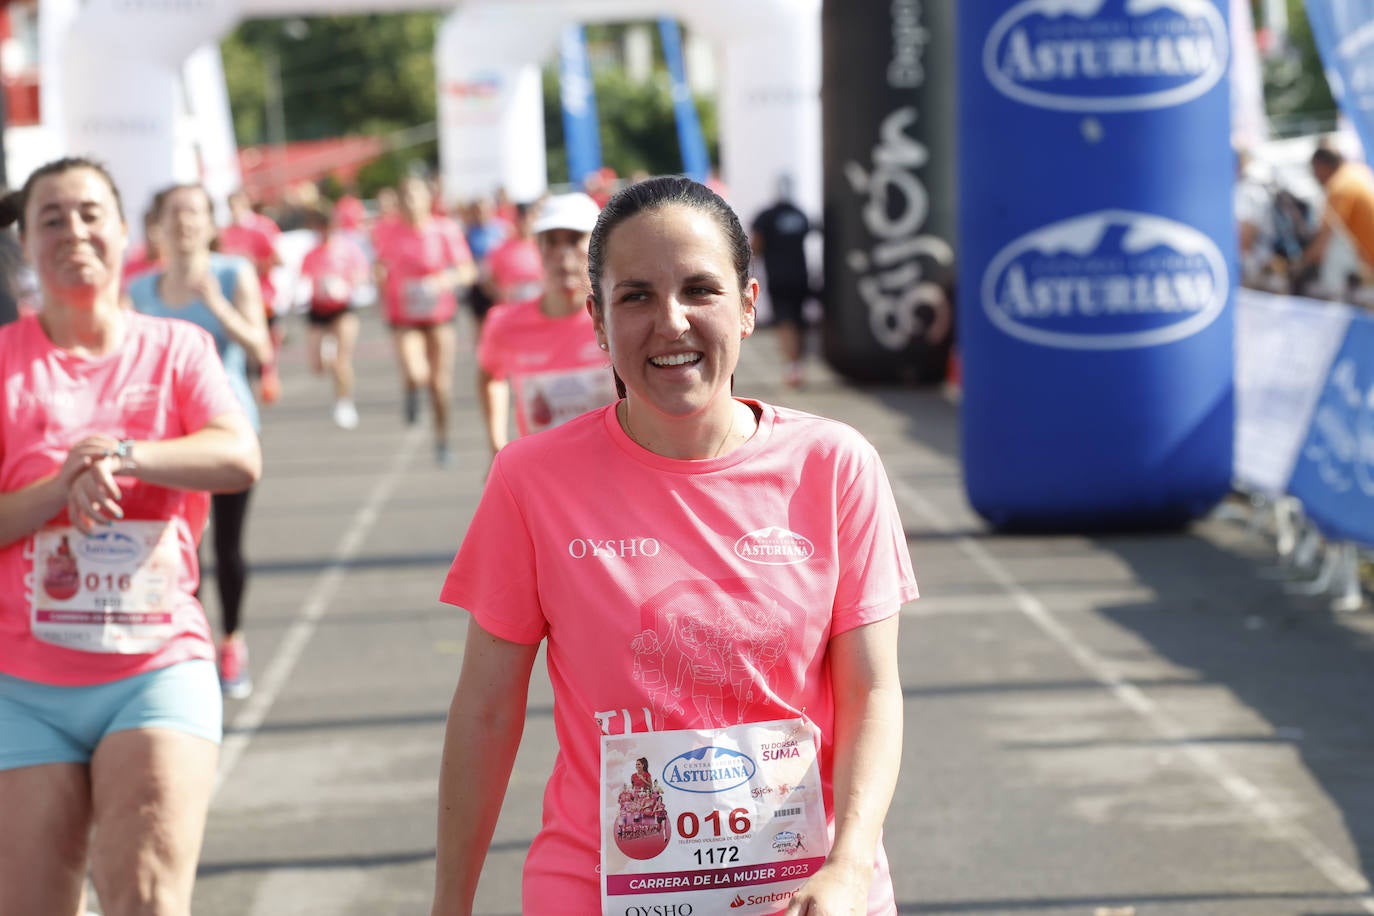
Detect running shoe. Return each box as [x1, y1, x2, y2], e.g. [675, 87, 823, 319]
[218, 639, 253, 699]
[260, 365, 282, 405]
[333, 399, 359, 430]
[435, 443, 454, 467]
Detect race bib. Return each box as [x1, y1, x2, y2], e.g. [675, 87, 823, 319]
[313, 274, 352, 311]
[31, 522, 181, 654]
[402, 278, 442, 321]
[600, 718, 828, 915]
[519, 366, 617, 434]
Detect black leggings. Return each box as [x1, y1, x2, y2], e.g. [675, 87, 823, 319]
[207, 488, 253, 637]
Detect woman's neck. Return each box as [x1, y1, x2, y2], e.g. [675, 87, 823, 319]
[619, 397, 756, 461]
[39, 292, 126, 355]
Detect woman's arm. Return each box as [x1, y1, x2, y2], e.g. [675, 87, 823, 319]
[195, 261, 272, 365]
[0, 411, 261, 543]
[431, 617, 540, 916]
[786, 615, 903, 916]
[476, 366, 510, 459]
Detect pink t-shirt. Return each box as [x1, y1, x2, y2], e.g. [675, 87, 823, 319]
[440, 401, 918, 914]
[485, 236, 543, 303]
[476, 299, 615, 438]
[0, 312, 245, 685]
[218, 221, 278, 313]
[299, 236, 369, 315]
[377, 218, 471, 326]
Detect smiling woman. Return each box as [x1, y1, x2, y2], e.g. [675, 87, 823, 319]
[0, 156, 260, 916]
[432, 178, 919, 915]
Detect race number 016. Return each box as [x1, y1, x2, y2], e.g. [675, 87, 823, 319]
[676, 807, 751, 839]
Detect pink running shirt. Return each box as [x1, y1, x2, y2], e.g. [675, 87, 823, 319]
[476, 299, 615, 437]
[377, 218, 471, 326]
[299, 236, 369, 315]
[0, 312, 245, 686]
[218, 221, 279, 313]
[441, 401, 918, 914]
[485, 236, 544, 303]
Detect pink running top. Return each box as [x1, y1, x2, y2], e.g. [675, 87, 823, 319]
[441, 400, 918, 913]
[0, 312, 246, 685]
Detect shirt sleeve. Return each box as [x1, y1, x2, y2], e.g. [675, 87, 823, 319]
[445, 223, 474, 266]
[830, 442, 919, 637]
[171, 321, 247, 432]
[439, 456, 547, 644]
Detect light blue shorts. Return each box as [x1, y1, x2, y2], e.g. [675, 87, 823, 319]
[0, 659, 222, 772]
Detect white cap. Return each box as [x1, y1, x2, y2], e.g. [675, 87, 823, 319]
[532, 192, 601, 235]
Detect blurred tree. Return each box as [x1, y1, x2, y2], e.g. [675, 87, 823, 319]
[221, 14, 442, 147]
[1261, 0, 1337, 135]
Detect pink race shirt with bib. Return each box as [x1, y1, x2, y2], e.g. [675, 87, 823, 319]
[476, 299, 616, 437]
[378, 218, 471, 326]
[441, 401, 918, 915]
[0, 313, 244, 686]
[300, 237, 369, 315]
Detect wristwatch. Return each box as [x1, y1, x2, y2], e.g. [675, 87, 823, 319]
[107, 438, 136, 473]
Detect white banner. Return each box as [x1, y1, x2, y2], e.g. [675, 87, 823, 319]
[1234, 289, 1353, 494]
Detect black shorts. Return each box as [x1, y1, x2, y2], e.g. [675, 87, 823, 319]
[307, 306, 352, 327]
[465, 284, 495, 320]
[768, 286, 809, 327]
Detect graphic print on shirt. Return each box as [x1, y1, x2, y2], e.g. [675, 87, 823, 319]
[630, 577, 805, 730]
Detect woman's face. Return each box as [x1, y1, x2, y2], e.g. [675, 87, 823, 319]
[636, 760, 648, 773]
[23, 167, 127, 299]
[158, 187, 215, 257]
[538, 228, 591, 312]
[400, 180, 431, 222]
[593, 204, 756, 421]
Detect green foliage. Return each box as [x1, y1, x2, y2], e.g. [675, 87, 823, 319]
[1261, 0, 1337, 135]
[542, 65, 719, 187]
[222, 14, 720, 191]
[221, 14, 442, 149]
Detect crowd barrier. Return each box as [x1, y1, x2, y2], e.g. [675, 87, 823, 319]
[1234, 288, 1374, 611]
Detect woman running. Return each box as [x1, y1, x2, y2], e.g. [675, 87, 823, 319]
[128, 183, 271, 699]
[432, 177, 914, 915]
[0, 156, 260, 916]
[297, 203, 369, 430]
[374, 176, 476, 465]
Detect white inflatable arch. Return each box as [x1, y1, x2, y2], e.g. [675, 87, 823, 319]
[53, 0, 818, 233]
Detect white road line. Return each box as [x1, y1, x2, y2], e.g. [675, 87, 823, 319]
[889, 476, 1374, 912]
[212, 425, 426, 798]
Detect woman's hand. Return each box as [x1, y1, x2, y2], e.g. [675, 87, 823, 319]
[59, 436, 129, 533]
[782, 859, 871, 916]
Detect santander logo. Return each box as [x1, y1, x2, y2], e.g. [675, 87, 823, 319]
[734, 527, 815, 566]
[983, 0, 1229, 113]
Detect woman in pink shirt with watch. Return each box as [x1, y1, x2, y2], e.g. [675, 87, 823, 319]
[0, 157, 261, 916]
[433, 177, 915, 915]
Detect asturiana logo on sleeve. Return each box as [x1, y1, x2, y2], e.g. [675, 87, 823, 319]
[662, 747, 757, 794]
[734, 528, 814, 566]
[981, 209, 1227, 350]
[983, 0, 1229, 112]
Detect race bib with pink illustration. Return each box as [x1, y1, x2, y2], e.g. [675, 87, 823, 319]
[517, 366, 618, 435]
[600, 718, 828, 915]
[31, 522, 181, 654]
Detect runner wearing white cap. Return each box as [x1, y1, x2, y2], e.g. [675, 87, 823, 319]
[475, 192, 615, 461]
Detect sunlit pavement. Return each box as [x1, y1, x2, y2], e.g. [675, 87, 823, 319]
[172, 307, 1374, 916]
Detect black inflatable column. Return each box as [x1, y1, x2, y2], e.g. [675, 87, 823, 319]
[821, 0, 956, 384]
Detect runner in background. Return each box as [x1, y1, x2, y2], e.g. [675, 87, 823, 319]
[750, 174, 815, 389]
[459, 194, 511, 334]
[0, 157, 260, 916]
[120, 205, 163, 291]
[475, 192, 614, 463]
[219, 189, 284, 403]
[374, 175, 476, 466]
[129, 183, 272, 700]
[432, 177, 912, 915]
[297, 203, 369, 430]
[481, 200, 544, 310]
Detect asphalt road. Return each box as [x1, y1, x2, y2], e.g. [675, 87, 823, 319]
[144, 308, 1374, 916]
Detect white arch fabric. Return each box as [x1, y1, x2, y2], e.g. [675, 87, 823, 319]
[437, 0, 821, 226]
[52, 0, 818, 234]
